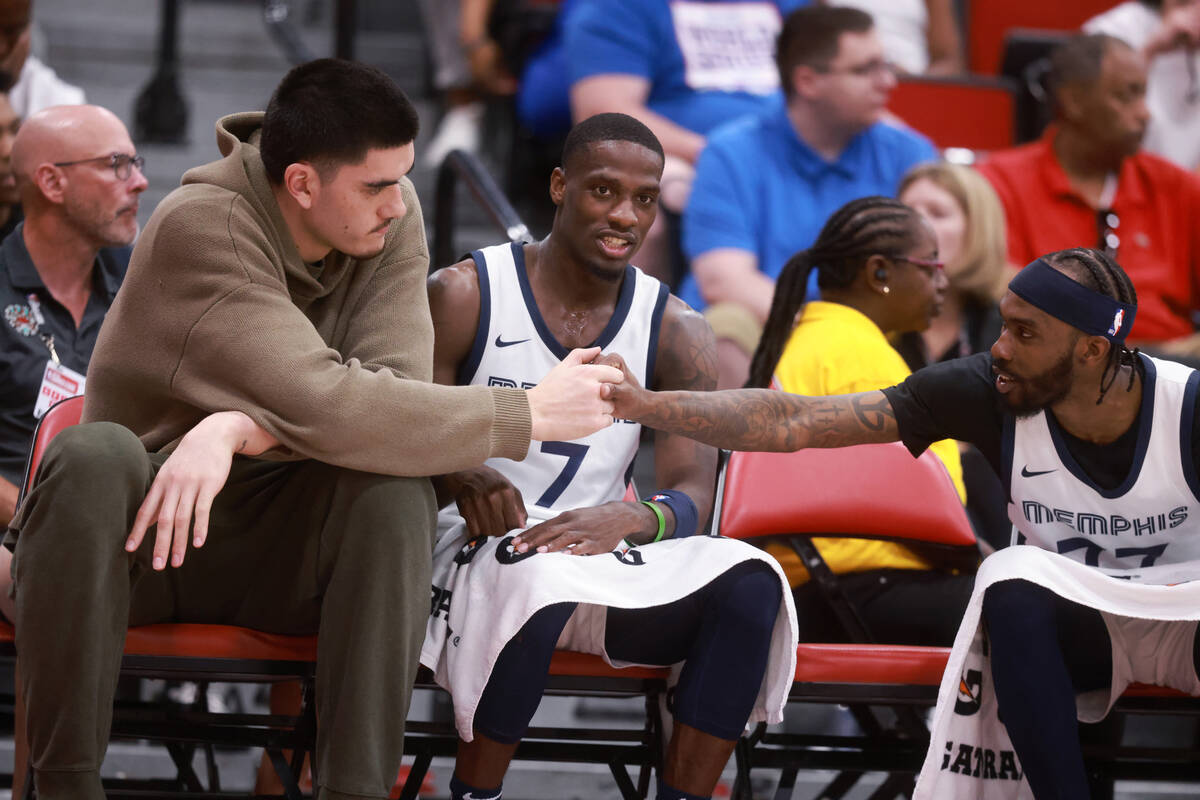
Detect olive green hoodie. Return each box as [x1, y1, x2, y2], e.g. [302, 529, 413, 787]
[83, 112, 531, 475]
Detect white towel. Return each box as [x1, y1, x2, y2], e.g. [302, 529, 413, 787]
[420, 522, 799, 742]
[915, 545, 1200, 799]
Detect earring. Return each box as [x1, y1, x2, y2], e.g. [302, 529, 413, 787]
[882, 286, 890, 294]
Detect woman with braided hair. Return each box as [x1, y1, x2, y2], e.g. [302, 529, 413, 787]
[745, 195, 977, 646]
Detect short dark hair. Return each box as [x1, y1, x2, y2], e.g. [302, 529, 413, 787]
[260, 58, 420, 184]
[560, 113, 665, 171]
[1047, 33, 1129, 99]
[776, 6, 875, 96]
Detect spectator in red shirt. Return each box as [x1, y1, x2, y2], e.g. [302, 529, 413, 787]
[978, 33, 1200, 356]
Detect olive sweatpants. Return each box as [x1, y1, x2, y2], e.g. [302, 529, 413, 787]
[10, 422, 436, 800]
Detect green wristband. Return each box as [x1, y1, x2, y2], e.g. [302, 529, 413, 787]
[640, 500, 667, 543]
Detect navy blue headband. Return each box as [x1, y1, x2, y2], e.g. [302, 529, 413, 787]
[1009, 258, 1136, 342]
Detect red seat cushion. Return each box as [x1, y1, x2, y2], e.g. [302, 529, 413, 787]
[122, 624, 318, 661]
[794, 643, 950, 685]
[0, 618, 317, 660]
[1123, 683, 1193, 698]
[548, 650, 671, 680]
[3, 619, 1193, 699]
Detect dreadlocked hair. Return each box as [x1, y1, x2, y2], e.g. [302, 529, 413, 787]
[1042, 247, 1140, 405]
[746, 196, 924, 388]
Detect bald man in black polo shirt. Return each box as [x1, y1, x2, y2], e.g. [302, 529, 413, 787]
[0, 104, 146, 618]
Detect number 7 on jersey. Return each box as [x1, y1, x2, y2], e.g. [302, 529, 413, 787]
[535, 441, 590, 507]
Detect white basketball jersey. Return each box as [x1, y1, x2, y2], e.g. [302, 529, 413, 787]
[450, 242, 669, 524]
[1007, 355, 1200, 584]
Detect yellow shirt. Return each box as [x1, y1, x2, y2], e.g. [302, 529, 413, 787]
[769, 301, 967, 586]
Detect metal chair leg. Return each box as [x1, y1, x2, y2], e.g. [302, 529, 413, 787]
[398, 752, 434, 800]
[609, 757, 642, 800]
[732, 736, 755, 800]
[865, 772, 914, 800]
[773, 766, 798, 800]
[814, 770, 864, 800]
[267, 748, 304, 800]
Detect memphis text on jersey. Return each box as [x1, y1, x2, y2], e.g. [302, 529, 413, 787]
[1020, 501, 1188, 538]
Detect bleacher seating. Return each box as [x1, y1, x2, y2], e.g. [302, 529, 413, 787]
[967, 0, 1120, 74]
[888, 75, 1017, 153]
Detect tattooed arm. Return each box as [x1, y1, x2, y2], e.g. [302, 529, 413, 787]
[643, 298, 720, 531]
[607, 368, 899, 452]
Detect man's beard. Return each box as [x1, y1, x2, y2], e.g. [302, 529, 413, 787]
[996, 349, 1075, 418]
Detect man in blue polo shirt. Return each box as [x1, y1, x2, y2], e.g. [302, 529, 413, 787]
[567, 0, 810, 165]
[681, 6, 936, 385]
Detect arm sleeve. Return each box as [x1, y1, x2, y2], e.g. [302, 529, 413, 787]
[683, 134, 757, 259]
[566, 0, 659, 83]
[158, 188, 530, 478]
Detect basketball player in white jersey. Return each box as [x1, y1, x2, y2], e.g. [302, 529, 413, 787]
[605, 247, 1200, 799]
[421, 113, 797, 800]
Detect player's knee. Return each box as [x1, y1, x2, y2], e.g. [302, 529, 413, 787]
[982, 579, 1055, 632]
[13, 423, 149, 563]
[712, 561, 781, 635]
[38, 422, 147, 492]
[511, 602, 576, 650]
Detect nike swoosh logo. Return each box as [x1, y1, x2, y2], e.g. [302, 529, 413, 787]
[494, 335, 530, 348]
[462, 793, 502, 800]
[1020, 466, 1057, 478]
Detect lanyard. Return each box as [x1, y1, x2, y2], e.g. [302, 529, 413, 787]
[26, 293, 60, 365]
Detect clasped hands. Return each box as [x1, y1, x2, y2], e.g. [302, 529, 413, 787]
[526, 346, 644, 441]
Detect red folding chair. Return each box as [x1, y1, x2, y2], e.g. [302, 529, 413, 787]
[8, 396, 318, 799]
[712, 443, 976, 799]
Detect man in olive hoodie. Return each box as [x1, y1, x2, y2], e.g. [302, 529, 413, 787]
[8, 59, 620, 800]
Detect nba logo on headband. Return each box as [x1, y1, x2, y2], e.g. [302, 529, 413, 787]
[1108, 309, 1124, 337]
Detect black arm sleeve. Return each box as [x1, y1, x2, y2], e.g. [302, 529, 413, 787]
[882, 353, 1008, 474]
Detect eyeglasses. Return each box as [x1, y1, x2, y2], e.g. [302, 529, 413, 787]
[1097, 209, 1120, 258]
[813, 59, 896, 80]
[893, 255, 945, 276]
[53, 153, 146, 181]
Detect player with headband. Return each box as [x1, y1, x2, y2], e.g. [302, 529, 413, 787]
[604, 247, 1200, 799]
